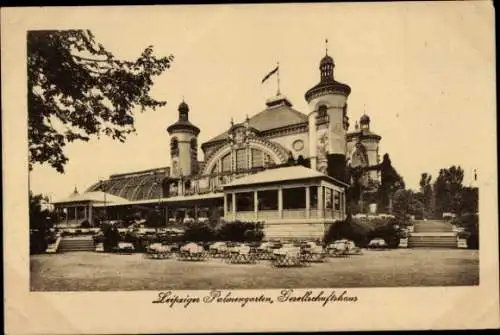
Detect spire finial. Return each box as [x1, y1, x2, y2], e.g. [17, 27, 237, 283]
[325, 38, 329, 55]
[230, 117, 234, 127]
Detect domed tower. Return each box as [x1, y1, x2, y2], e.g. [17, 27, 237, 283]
[305, 41, 351, 182]
[359, 113, 381, 181]
[359, 114, 370, 131]
[346, 113, 382, 184]
[167, 100, 200, 177]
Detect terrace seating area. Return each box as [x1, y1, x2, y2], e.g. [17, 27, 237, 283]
[137, 239, 364, 268]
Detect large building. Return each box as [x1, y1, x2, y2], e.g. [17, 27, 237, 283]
[54, 46, 384, 240]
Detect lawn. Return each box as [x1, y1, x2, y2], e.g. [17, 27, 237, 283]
[30, 249, 479, 291]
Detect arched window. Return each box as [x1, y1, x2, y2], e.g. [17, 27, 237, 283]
[221, 153, 231, 172]
[351, 148, 368, 167]
[190, 138, 197, 151]
[316, 105, 329, 125]
[235, 149, 247, 171]
[170, 137, 179, 156]
[251, 149, 264, 168]
[318, 105, 328, 117]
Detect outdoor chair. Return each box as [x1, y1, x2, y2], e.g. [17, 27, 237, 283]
[227, 244, 257, 264]
[177, 243, 208, 261]
[145, 243, 173, 259]
[271, 246, 307, 267]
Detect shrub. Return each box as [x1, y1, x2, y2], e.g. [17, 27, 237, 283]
[323, 215, 404, 248]
[323, 216, 373, 247]
[457, 231, 471, 239]
[182, 222, 216, 242]
[467, 233, 479, 250]
[369, 220, 401, 248]
[215, 221, 264, 242]
[30, 230, 48, 254]
[102, 226, 120, 252]
[80, 220, 91, 228]
[455, 213, 479, 250]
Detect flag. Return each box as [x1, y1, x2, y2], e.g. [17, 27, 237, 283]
[261, 65, 279, 83]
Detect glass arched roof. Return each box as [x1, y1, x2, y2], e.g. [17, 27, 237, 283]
[86, 167, 169, 201]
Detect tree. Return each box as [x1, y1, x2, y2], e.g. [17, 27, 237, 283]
[459, 187, 479, 214]
[377, 154, 405, 213]
[433, 166, 464, 217]
[419, 172, 433, 217]
[392, 189, 412, 224]
[30, 191, 55, 253]
[28, 30, 174, 173]
[29, 191, 54, 231]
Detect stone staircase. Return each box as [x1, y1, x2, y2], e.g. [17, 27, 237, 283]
[408, 220, 457, 248]
[58, 237, 95, 252]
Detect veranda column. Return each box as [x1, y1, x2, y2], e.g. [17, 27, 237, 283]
[231, 193, 236, 220]
[66, 206, 69, 225]
[194, 205, 199, 221]
[254, 191, 258, 220]
[278, 187, 283, 219]
[305, 186, 310, 219]
[317, 187, 324, 218]
[88, 204, 93, 226]
[165, 206, 169, 225]
[75, 206, 78, 224]
[223, 193, 228, 215]
[341, 191, 346, 220]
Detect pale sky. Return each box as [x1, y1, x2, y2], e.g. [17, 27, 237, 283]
[24, 2, 496, 201]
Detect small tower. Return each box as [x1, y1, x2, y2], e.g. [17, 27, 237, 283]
[347, 113, 382, 184]
[305, 40, 351, 181]
[167, 100, 200, 177]
[359, 114, 370, 131]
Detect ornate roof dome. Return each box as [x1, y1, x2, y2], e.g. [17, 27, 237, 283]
[320, 54, 334, 67]
[178, 101, 189, 112]
[167, 99, 200, 135]
[360, 114, 370, 125]
[305, 42, 351, 102]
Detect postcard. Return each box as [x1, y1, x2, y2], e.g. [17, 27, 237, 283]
[2, 2, 499, 333]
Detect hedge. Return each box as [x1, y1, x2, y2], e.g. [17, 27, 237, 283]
[323, 215, 405, 248]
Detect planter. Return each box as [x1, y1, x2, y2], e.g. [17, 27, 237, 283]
[457, 238, 468, 249]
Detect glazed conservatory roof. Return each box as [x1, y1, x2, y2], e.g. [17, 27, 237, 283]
[85, 167, 168, 201]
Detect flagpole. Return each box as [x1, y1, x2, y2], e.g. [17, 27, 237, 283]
[276, 62, 280, 96]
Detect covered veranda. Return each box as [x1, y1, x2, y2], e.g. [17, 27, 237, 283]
[222, 165, 348, 240]
[90, 192, 224, 225]
[52, 191, 129, 227]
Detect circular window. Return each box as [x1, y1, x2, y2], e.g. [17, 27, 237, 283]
[292, 139, 304, 151]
